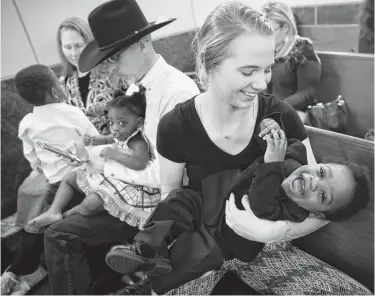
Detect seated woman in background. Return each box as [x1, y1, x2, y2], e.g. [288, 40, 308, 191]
[357, 0, 374, 54]
[262, 1, 322, 121]
[57, 17, 126, 136]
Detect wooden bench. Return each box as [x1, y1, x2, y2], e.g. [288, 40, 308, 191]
[293, 126, 374, 290]
[315, 51, 374, 138]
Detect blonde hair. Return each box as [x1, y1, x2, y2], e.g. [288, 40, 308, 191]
[262, 1, 298, 56]
[193, 1, 273, 90]
[57, 17, 93, 77]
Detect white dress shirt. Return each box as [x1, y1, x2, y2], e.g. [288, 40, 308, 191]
[104, 55, 200, 187]
[18, 103, 99, 184]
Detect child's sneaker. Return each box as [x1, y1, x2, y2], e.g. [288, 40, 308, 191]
[9, 277, 30, 296]
[1, 271, 19, 295]
[9, 265, 47, 295]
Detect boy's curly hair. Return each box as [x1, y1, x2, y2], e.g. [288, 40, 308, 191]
[107, 89, 146, 118]
[322, 157, 372, 221]
[15, 64, 58, 106]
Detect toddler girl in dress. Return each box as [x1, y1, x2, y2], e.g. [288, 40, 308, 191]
[30, 87, 160, 229]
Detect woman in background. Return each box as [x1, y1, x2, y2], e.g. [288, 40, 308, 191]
[58, 17, 126, 136]
[357, 0, 374, 54]
[262, 1, 322, 121]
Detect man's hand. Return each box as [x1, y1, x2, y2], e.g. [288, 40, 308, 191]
[259, 118, 280, 138]
[264, 129, 287, 163]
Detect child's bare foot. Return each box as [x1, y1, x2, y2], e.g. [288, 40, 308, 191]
[29, 211, 63, 227]
[63, 204, 93, 217]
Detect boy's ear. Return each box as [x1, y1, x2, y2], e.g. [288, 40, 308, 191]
[51, 87, 59, 99]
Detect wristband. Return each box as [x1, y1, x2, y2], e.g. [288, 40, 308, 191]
[284, 220, 293, 241]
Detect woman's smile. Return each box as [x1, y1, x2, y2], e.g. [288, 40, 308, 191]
[240, 90, 257, 100]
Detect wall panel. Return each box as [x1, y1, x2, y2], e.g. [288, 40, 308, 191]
[1, 0, 37, 79]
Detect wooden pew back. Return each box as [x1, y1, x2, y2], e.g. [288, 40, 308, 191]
[293, 126, 374, 290]
[315, 52, 374, 138]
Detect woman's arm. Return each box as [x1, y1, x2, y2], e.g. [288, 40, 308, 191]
[226, 193, 329, 243]
[284, 60, 322, 110]
[159, 154, 186, 200]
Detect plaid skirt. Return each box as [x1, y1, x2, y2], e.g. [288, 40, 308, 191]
[77, 169, 161, 227]
[165, 241, 372, 295]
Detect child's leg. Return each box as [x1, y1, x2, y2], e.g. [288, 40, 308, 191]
[63, 193, 104, 217]
[29, 171, 81, 227]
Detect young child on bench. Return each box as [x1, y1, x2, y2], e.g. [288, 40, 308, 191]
[103, 125, 370, 287]
[29, 88, 160, 229]
[1, 64, 99, 295]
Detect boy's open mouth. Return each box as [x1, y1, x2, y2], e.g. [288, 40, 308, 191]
[292, 176, 305, 196]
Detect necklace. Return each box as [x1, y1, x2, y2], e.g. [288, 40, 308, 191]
[197, 97, 257, 141]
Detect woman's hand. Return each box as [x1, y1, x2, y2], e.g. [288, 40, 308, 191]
[225, 193, 288, 243]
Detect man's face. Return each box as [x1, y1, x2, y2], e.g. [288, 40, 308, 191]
[110, 42, 144, 83]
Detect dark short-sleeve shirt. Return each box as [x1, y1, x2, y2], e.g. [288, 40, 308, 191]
[157, 92, 307, 192]
[268, 37, 321, 111]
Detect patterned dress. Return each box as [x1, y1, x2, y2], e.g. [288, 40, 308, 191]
[60, 69, 128, 135]
[77, 129, 160, 227]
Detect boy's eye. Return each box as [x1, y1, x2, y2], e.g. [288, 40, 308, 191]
[109, 121, 113, 125]
[320, 191, 326, 203]
[319, 167, 325, 178]
[119, 122, 127, 126]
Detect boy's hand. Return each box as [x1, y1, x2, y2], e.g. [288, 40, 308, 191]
[259, 118, 280, 138]
[264, 129, 287, 163]
[100, 146, 117, 160]
[59, 142, 89, 167]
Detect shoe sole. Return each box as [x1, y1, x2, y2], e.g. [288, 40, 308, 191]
[105, 249, 172, 276]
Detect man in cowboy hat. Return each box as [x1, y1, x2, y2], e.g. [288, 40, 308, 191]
[43, 0, 199, 294]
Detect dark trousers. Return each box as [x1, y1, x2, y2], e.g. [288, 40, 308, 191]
[8, 231, 44, 275]
[44, 211, 139, 295]
[136, 189, 224, 294]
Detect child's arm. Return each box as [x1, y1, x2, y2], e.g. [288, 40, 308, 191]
[83, 134, 115, 146]
[18, 118, 43, 172]
[100, 134, 149, 170]
[247, 130, 309, 222]
[22, 137, 42, 172]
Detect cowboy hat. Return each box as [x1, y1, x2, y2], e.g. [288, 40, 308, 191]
[78, 0, 176, 72]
